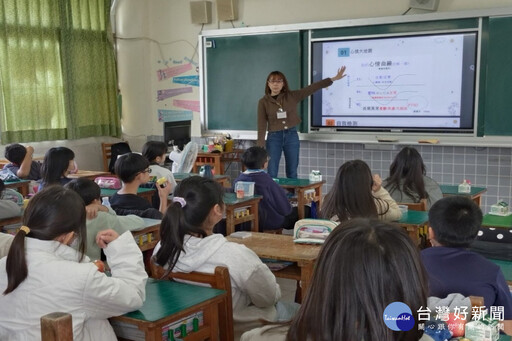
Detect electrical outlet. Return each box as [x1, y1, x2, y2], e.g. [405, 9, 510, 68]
[409, 0, 439, 10]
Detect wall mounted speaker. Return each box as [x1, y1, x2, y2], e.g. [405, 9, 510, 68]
[217, 0, 238, 21]
[409, 0, 440, 11]
[190, 1, 212, 24]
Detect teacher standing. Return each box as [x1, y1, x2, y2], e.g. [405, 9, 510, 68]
[257, 67, 347, 178]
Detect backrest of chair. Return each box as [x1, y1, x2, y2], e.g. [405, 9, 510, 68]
[151, 264, 234, 341]
[101, 143, 114, 173]
[398, 198, 427, 211]
[41, 312, 73, 341]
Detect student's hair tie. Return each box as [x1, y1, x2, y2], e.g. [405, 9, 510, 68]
[172, 197, 187, 208]
[19, 225, 30, 235]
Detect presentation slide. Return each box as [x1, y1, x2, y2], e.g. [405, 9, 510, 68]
[311, 32, 477, 131]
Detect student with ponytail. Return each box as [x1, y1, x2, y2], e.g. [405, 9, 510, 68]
[153, 176, 290, 339]
[0, 186, 147, 340]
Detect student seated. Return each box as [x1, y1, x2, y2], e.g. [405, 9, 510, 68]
[65, 178, 145, 261]
[3, 143, 42, 180]
[0, 179, 22, 220]
[110, 153, 171, 219]
[320, 159, 402, 223]
[421, 196, 512, 319]
[39, 146, 76, 190]
[241, 218, 432, 341]
[384, 146, 442, 209]
[152, 176, 290, 339]
[0, 186, 147, 340]
[232, 146, 296, 231]
[142, 140, 177, 209]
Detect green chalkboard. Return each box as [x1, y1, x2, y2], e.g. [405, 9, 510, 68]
[482, 16, 512, 136]
[205, 33, 300, 131]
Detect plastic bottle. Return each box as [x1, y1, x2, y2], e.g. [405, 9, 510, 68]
[101, 196, 111, 207]
[458, 179, 471, 193]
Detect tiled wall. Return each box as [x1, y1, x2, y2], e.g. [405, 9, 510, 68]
[218, 140, 512, 213]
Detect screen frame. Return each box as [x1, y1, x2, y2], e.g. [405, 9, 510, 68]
[308, 28, 480, 136]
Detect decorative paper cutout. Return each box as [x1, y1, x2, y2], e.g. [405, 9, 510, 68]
[173, 75, 199, 87]
[173, 99, 200, 112]
[157, 63, 192, 81]
[156, 87, 193, 101]
[158, 109, 193, 122]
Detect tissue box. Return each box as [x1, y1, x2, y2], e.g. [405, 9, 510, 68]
[309, 170, 322, 182]
[235, 181, 254, 197]
[464, 316, 499, 341]
[490, 201, 509, 215]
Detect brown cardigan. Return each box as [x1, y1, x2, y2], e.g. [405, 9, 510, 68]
[256, 78, 333, 146]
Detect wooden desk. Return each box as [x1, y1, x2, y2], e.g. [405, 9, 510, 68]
[68, 170, 110, 180]
[132, 218, 161, 252]
[193, 150, 245, 175]
[227, 232, 320, 302]
[224, 193, 262, 235]
[194, 152, 223, 175]
[397, 210, 429, 247]
[174, 173, 229, 188]
[4, 179, 30, 197]
[100, 187, 155, 204]
[440, 184, 487, 206]
[111, 278, 226, 341]
[274, 178, 325, 219]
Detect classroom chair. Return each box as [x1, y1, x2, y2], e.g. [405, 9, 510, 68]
[150, 264, 234, 341]
[101, 142, 131, 173]
[398, 198, 428, 211]
[41, 312, 73, 341]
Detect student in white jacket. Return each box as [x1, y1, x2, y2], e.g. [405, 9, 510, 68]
[65, 178, 146, 261]
[0, 186, 147, 341]
[152, 176, 283, 338]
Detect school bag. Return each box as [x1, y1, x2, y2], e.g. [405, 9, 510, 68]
[108, 142, 132, 174]
[293, 218, 338, 244]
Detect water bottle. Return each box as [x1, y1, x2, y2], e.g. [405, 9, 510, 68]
[101, 196, 111, 207]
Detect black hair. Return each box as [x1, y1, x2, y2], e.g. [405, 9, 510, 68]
[241, 146, 268, 169]
[154, 176, 224, 271]
[114, 153, 150, 183]
[40, 147, 75, 185]
[3, 186, 87, 294]
[321, 160, 389, 222]
[64, 178, 101, 205]
[265, 71, 290, 95]
[428, 196, 483, 247]
[142, 141, 167, 164]
[287, 218, 428, 341]
[385, 147, 428, 202]
[4, 143, 27, 165]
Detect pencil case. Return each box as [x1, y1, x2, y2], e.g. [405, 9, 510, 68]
[94, 176, 122, 190]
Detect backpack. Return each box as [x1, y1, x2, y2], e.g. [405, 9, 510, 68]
[108, 142, 132, 174]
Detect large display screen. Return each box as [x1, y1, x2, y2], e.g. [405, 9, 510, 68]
[310, 31, 478, 133]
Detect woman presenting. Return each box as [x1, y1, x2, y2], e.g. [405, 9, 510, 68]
[257, 67, 346, 178]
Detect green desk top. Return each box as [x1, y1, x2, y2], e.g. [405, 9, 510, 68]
[482, 214, 512, 229]
[223, 192, 262, 205]
[439, 184, 487, 196]
[489, 258, 512, 282]
[3, 179, 31, 185]
[174, 173, 227, 181]
[123, 279, 225, 322]
[100, 187, 155, 197]
[398, 210, 429, 225]
[272, 178, 324, 187]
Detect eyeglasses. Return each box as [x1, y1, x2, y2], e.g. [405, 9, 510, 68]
[139, 168, 151, 175]
[268, 79, 283, 84]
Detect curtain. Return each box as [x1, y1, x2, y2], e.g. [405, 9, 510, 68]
[0, 0, 121, 144]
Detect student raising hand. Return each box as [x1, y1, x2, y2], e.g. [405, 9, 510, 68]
[96, 229, 120, 248]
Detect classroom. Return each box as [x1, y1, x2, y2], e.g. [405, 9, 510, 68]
[2, 0, 512, 340]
